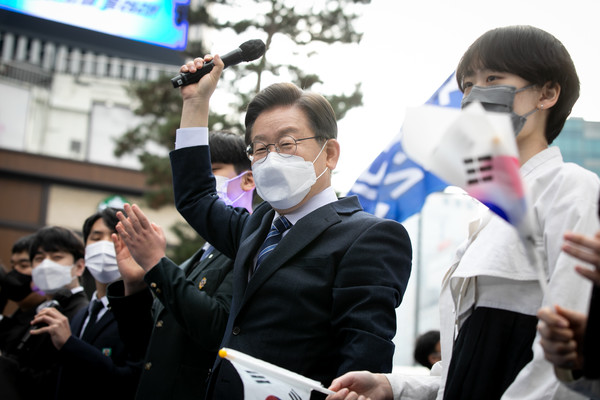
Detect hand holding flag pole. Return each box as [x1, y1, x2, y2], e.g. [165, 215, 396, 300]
[219, 348, 335, 399]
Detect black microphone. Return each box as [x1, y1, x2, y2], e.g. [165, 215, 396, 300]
[16, 299, 61, 352]
[171, 39, 266, 88]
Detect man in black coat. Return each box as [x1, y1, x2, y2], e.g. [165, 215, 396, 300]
[109, 131, 255, 399]
[30, 208, 144, 400]
[161, 54, 412, 398]
[7, 226, 89, 399]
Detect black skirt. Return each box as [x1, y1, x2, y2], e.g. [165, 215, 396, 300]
[584, 285, 600, 379]
[443, 306, 538, 400]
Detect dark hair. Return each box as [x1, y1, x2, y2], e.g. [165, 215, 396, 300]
[209, 131, 251, 174]
[12, 234, 35, 254]
[29, 226, 85, 262]
[456, 25, 579, 144]
[244, 82, 337, 144]
[82, 207, 122, 244]
[414, 330, 440, 369]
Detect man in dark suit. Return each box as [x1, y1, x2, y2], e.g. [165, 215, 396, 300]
[108, 131, 255, 399]
[5, 226, 90, 399]
[163, 54, 412, 398]
[29, 209, 143, 400]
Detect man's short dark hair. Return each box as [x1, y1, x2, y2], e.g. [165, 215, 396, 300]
[414, 330, 440, 369]
[456, 25, 579, 144]
[82, 207, 122, 244]
[209, 131, 251, 174]
[29, 226, 85, 262]
[12, 234, 35, 255]
[244, 82, 337, 145]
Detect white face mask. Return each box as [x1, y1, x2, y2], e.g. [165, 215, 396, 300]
[85, 240, 121, 284]
[252, 141, 328, 210]
[32, 259, 76, 294]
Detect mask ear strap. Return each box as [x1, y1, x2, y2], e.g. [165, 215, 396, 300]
[515, 83, 536, 93]
[311, 140, 329, 164]
[226, 191, 247, 206]
[521, 107, 539, 119]
[315, 166, 329, 180]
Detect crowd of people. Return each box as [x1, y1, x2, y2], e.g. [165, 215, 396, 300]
[0, 24, 598, 400]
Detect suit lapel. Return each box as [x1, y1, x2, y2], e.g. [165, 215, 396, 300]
[181, 248, 204, 275]
[229, 197, 362, 316]
[82, 310, 114, 343]
[71, 309, 87, 337]
[240, 201, 348, 306]
[231, 209, 275, 305]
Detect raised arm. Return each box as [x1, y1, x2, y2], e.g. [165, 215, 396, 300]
[179, 54, 224, 129]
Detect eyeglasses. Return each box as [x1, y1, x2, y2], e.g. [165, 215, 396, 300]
[246, 135, 322, 163]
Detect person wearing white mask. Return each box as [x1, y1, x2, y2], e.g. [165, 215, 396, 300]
[29, 208, 144, 400]
[131, 56, 413, 400]
[3, 226, 89, 399]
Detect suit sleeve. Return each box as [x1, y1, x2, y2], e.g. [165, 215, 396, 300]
[106, 281, 154, 360]
[170, 146, 250, 259]
[331, 217, 412, 375]
[58, 334, 142, 388]
[143, 255, 233, 351]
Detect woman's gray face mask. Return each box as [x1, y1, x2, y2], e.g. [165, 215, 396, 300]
[461, 84, 538, 136]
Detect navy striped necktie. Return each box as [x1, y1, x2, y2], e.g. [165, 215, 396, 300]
[254, 216, 292, 273]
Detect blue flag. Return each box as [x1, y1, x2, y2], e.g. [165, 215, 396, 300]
[347, 73, 463, 221]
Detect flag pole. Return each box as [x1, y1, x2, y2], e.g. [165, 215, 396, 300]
[413, 210, 423, 347]
[219, 348, 335, 396]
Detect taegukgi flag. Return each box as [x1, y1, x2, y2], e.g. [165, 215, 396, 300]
[403, 102, 526, 227]
[219, 348, 334, 400]
[347, 73, 462, 222]
[402, 101, 546, 293]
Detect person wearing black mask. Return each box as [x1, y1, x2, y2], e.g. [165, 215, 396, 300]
[0, 234, 45, 353]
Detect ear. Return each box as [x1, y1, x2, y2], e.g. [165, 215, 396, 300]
[538, 81, 561, 110]
[324, 139, 340, 171]
[73, 258, 86, 277]
[241, 171, 255, 191]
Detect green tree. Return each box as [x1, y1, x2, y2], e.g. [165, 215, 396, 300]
[115, 0, 370, 261]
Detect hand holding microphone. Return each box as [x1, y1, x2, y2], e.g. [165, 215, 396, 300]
[27, 300, 72, 350]
[171, 39, 266, 88]
[16, 299, 61, 352]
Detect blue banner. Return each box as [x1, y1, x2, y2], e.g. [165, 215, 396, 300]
[347, 73, 463, 222]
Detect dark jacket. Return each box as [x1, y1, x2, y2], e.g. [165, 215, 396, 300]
[54, 300, 143, 400]
[7, 289, 89, 399]
[108, 247, 233, 399]
[171, 145, 412, 399]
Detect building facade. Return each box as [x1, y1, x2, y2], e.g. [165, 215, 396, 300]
[0, 8, 192, 265]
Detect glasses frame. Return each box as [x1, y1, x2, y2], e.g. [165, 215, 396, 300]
[246, 135, 322, 163]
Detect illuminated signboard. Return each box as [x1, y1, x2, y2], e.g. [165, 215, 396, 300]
[0, 0, 189, 50]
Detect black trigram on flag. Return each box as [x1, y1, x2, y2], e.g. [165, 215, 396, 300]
[464, 155, 493, 185]
[246, 369, 271, 384]
[288, 389, 302, 400]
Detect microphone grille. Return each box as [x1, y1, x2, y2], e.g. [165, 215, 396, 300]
[239, 39, 266, 62]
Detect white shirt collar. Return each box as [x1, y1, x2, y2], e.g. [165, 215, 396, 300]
[275, 186, 338, 225]
[90, 290, 109, 308]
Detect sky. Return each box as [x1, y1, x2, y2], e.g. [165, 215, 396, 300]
[331, 0, 600, 193]
[200, 0, 600, 365]
[206, 0, 600, 194]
